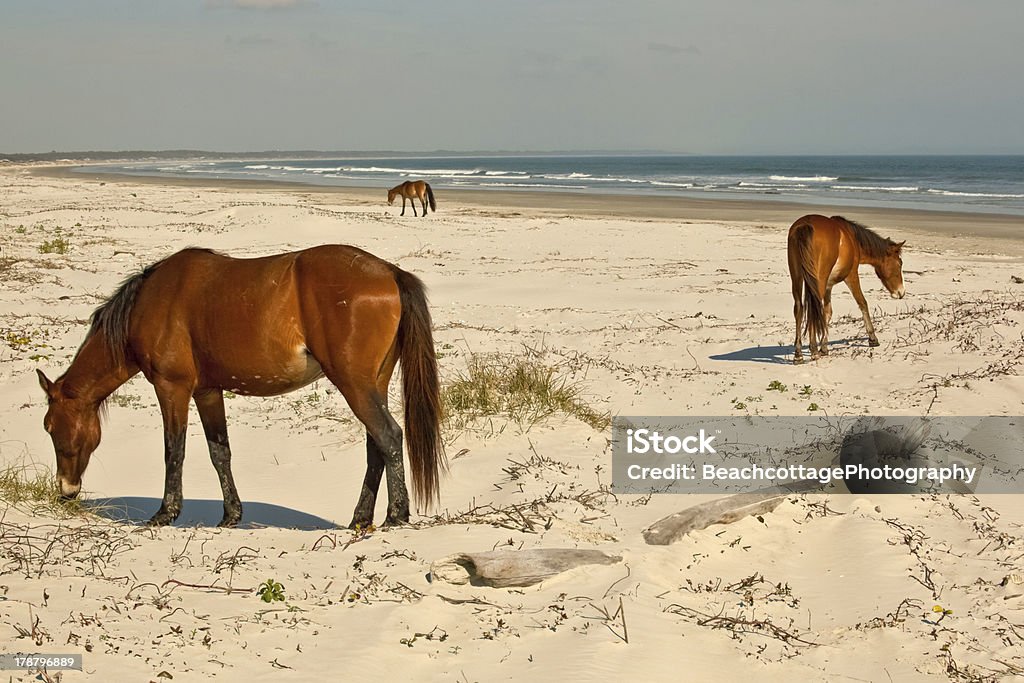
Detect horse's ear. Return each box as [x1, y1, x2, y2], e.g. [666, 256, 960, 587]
[36, 369, 55, 397]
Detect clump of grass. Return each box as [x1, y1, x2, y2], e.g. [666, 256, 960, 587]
[442, 350, 610, 431]
[0, 461, 83, 517]
[38, 237, 71, 254]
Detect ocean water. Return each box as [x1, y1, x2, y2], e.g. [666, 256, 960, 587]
[85, 155, 1024, 216]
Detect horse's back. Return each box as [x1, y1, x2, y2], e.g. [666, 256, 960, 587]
[127, 246, 402, 391]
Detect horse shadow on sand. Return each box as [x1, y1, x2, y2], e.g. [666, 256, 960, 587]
[709, 338, 866, 365]
[85, 497, 338, 530]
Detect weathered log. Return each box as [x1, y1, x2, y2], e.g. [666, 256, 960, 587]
[430, 548, 622, 588]
[642, 485, 817, 545]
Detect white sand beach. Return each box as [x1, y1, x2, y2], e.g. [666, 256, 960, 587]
[1, 166, 1023, 681]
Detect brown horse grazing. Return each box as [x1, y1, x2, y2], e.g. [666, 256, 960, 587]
[788, 215, 906, 363]
[36, 245, 445, 528]
[387, 180, 436, 217]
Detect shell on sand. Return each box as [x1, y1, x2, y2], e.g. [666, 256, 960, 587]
[430, 548, 622, 588]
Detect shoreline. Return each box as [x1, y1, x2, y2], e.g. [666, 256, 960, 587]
[25, 163, 1024, 251]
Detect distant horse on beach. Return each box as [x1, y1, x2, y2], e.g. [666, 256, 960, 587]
[37, 245, 445, 528]
[788, 214, 905, 362]
[388, 180, 436, 217]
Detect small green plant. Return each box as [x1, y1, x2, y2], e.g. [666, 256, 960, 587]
[930, 605, 953, 624]
[767, 380, 787, 392]
[731, 398, 747, 411]
[256, 579, 286, 603]
[2, 327, 51, 354]
[2, 329, 33, 350]
[799, 385, 813, 397]
[807, 402, 820, 412]
[38, 237, 71, 254]
[15, 225, 27, 234]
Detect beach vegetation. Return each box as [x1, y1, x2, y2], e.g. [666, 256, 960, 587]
[38, 236, 71, 254]
[0, 460, 84, 518]
[257, 578, 286, 603]
[2, 327, 50, 354]
[767, 380, 787, 392]
[441, 348, 610, 432]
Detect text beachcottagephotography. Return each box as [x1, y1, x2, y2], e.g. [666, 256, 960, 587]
[1, 2, 1023, 681]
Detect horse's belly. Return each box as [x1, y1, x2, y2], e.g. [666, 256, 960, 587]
[210, 347, 325, 397]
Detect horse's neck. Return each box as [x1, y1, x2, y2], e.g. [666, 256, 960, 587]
[62, 331, 138, 403]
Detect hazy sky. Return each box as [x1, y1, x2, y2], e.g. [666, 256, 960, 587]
[1, 0, 1022, 154]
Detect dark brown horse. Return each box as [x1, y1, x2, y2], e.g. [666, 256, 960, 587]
[36, 245, 445, 528]
[387, 180, 436, 217]
[788, 215, 905, 362]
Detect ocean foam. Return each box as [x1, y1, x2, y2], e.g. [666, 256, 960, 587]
[769, 175, 838, 182]
[927, 189, 1024, 199]
[831, 185, 920, 192]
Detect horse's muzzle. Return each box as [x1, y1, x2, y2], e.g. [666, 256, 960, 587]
[59, 478, 81, 499]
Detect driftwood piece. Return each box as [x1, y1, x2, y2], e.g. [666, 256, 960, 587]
[642, 487, 814, 546]
[430, 548, 622, 588]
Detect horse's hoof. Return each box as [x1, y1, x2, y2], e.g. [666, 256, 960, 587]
[147, 513, 175, 527]
[383, 512, 409, 527]
[868, 339, 880, 347]
[348, 517, 374, 531]
[217, 517, 241, 529]
[793, 356, 804, 365]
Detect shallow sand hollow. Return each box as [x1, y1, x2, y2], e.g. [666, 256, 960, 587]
[1, 166, 1022, 681]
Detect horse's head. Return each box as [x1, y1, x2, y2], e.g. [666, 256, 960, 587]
[874, 240, 906, 299]
[387, 188, 397, 205]
[36, 369, 101, 499]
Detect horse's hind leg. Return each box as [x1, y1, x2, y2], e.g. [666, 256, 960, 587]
[194, 389, 242, 527]
[821, 286, 834, 355]
[350, 429, 386, 529]
[149, 379, 193, 526]
[410, 197, 418, 217]
[791, 279, 804, 363]
[420, 195, 427, 216]
[341, 386, 408, 526]
[401, 197, 407, 216]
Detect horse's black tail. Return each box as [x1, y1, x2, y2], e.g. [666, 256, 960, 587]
[393, 267, 446, 509]
[425, 183, 436, 213]
[794, 224, 825, 345]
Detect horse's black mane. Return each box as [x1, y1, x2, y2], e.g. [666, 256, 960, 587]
[833, 216, 895, 260]
[86, 248, 220, 356]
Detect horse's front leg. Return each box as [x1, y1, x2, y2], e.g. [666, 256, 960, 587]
[149, 380, 193, 526]
[194, 389, 242, 527]
[400, 197, 407, 216]
[846, 270, 879, 346]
